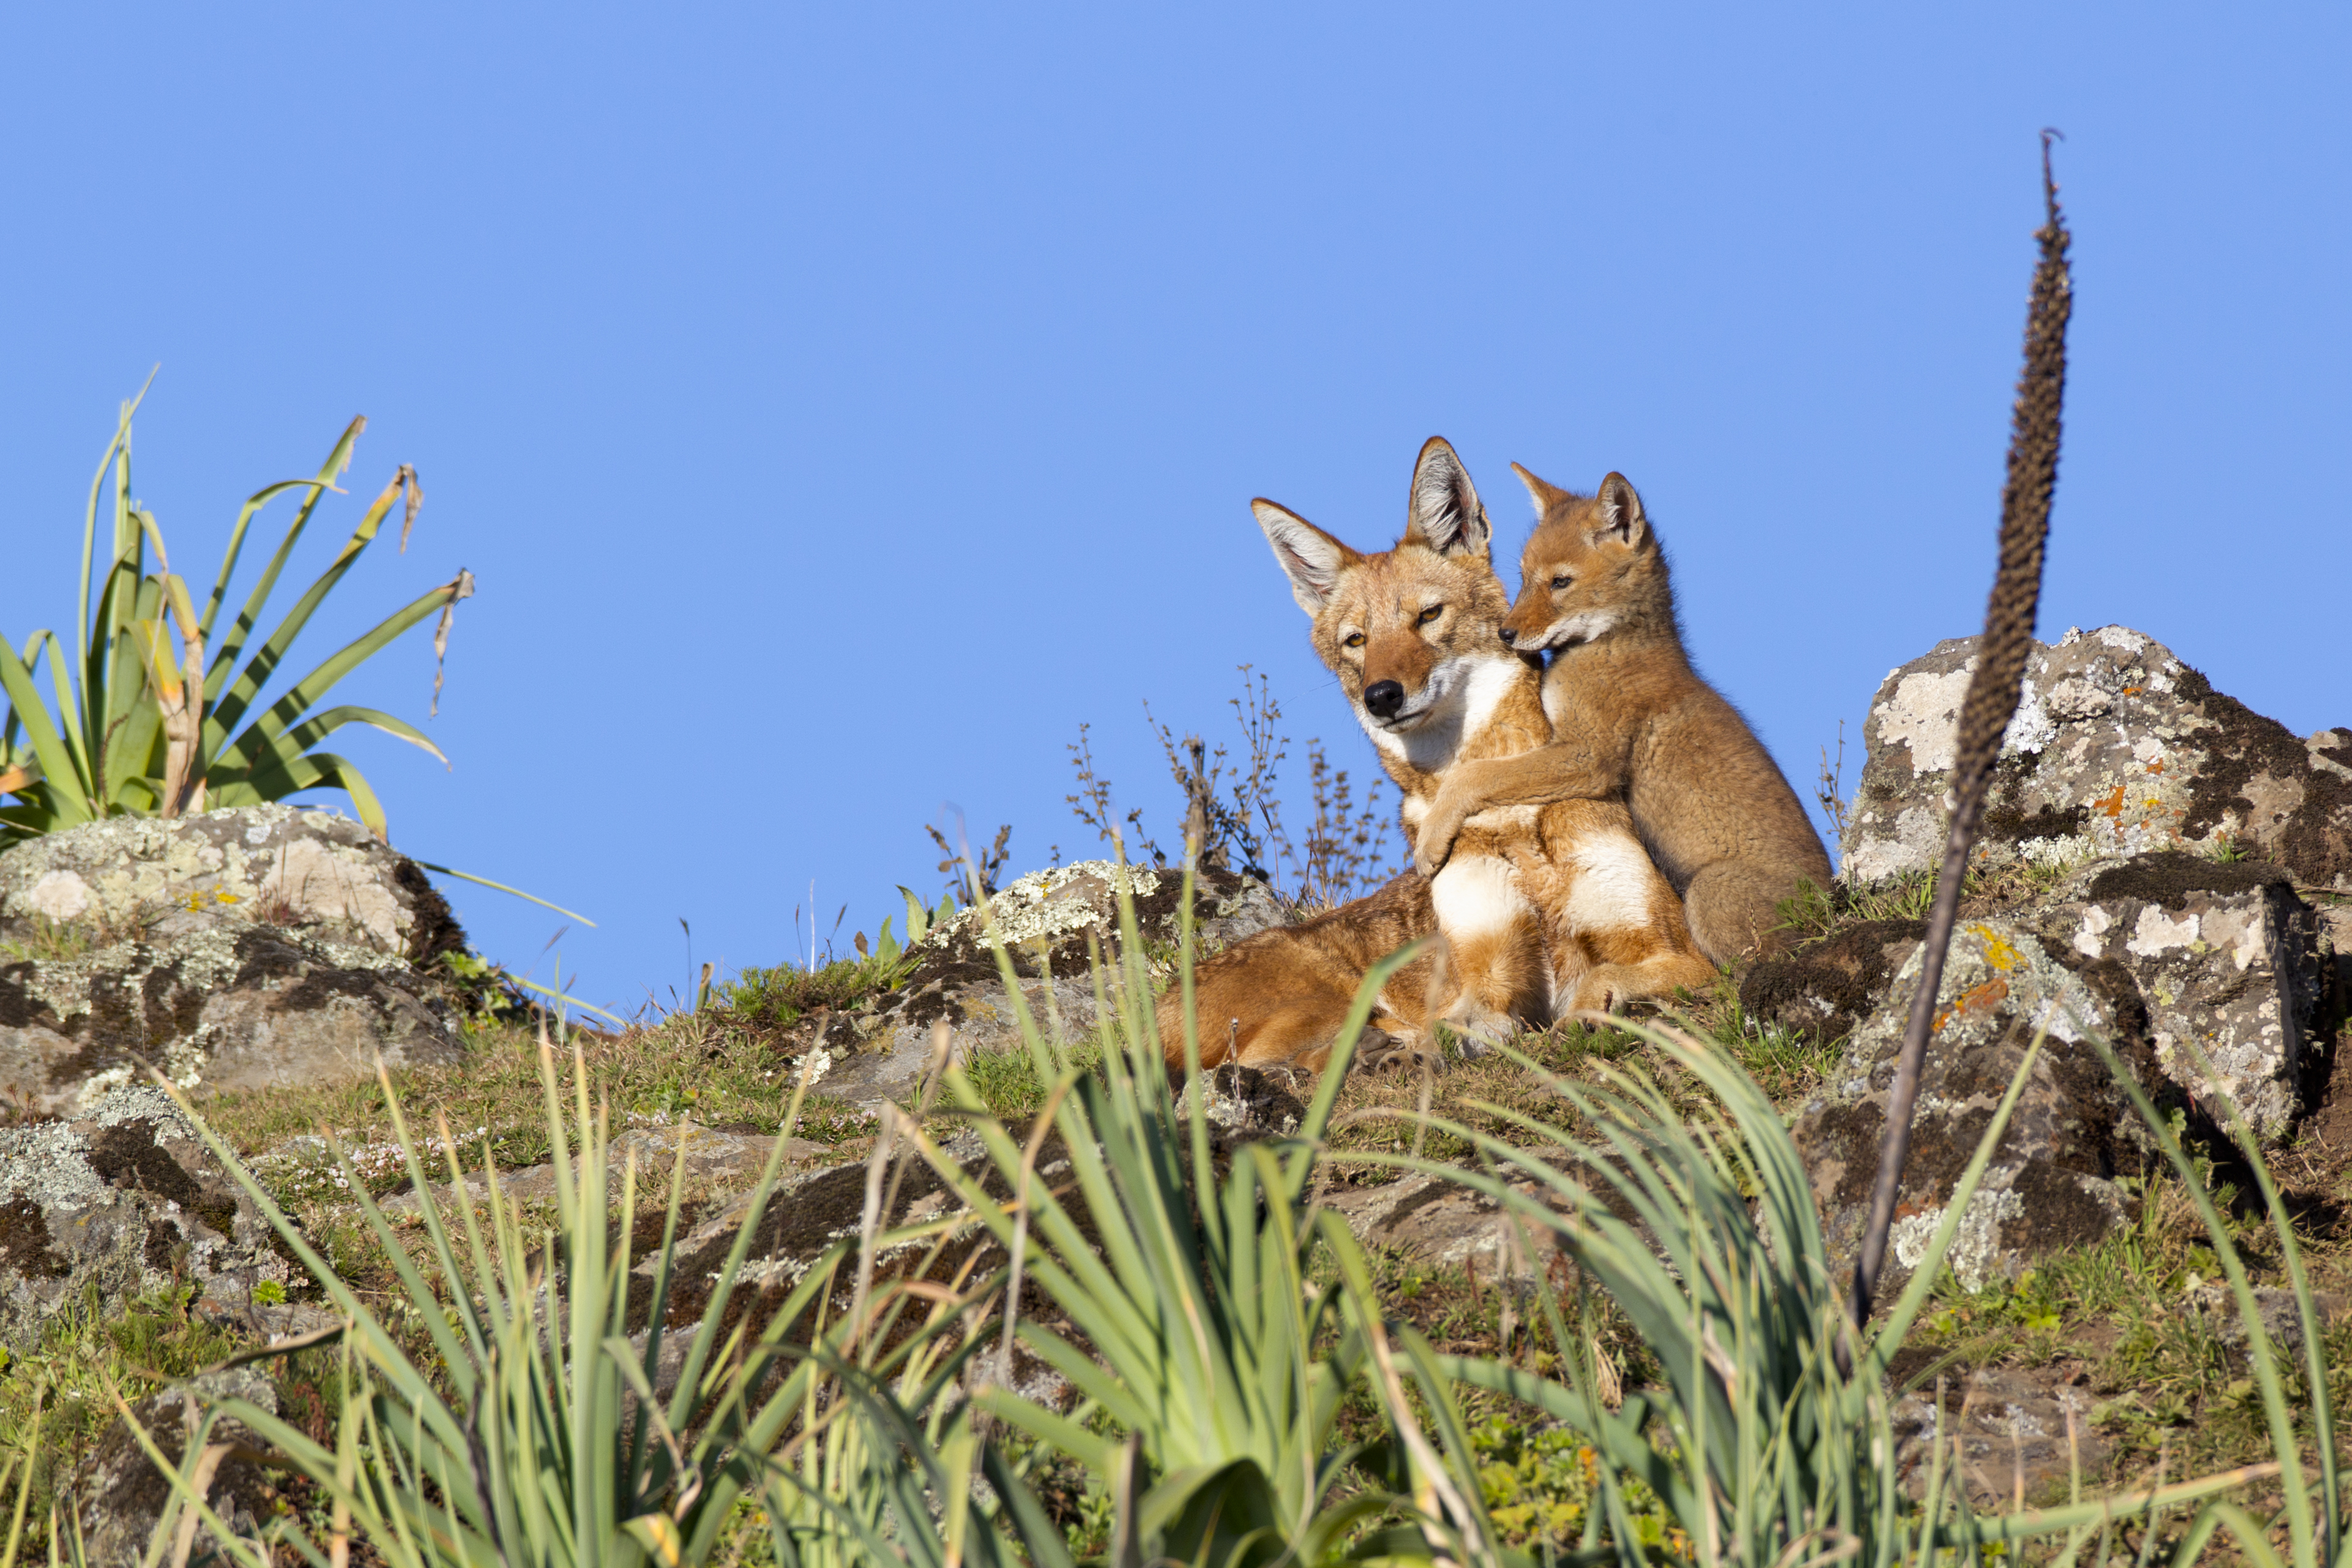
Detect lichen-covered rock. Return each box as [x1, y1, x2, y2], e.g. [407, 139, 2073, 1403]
[76, 1367, 281, 1568]
[1323, 1170, 1566, 1283]
[916, 859, 1285, 973]
[0, 924, 464, 1112]
[0, 1086, 305, 1352]
[1792, 920, 2147, 1297]
[0, 804, 466, 965]
[800, 862, 1286, 1111]
[0, 808, 466, 1111]
[2039, 853, 2324, 1138]
[1889, 1366, 2104, 1508]
[1843, 625, 2352, 889]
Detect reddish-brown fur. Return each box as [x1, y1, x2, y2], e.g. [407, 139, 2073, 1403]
[1416, 468, 1833, 964]
[1162, 441, 1716, 1073]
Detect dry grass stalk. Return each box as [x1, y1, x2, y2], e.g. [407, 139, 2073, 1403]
[1851, 134, 2073, 1331]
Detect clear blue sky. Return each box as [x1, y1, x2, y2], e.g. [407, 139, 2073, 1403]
[4, 6, 2345, 1012]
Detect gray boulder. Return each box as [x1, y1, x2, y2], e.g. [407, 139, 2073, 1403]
[0, 1086, 308, 1353]
[1889, 1366, 2105, 1509]
[2041, 854, 2324, 1138]
[802, 861, 1285, 1111]
[0, 806, 465, 1111]
[1843, 625, 2352, 889]
[75, 1367, 279, 1568]
[1791, 919, 2146, 1297]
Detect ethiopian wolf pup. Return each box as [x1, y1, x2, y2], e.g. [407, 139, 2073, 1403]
[1412, 468, 1832, 964]
[1161, 439, 1714, 1073]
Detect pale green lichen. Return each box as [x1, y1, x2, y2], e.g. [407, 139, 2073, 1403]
[922, 860, 1162, 952]
[2018, 832, 2099, 870]
[1890, 1184, 2026, 1292]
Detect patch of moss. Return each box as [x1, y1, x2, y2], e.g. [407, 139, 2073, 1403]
[85, 1119, 241, 1240]
[0, 1195, 71, 1280]
[2085, 849, 2293, 911]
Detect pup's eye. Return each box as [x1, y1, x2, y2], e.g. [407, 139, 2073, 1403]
[1550, 573, 1573, 591]
[1343, 632, 1365, 648]
[1417, 605, 1443, 625]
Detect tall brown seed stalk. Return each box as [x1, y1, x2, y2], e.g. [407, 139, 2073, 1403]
[1850, 135, 2072, 1332]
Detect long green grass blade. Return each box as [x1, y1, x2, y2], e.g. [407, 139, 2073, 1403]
[203, 475, 343, 641]
[201, 422, 371, 734]
[75, 372, 153, 679]
[213, 573, 463, 777]
[506, 973, 627, 1027]
[408, 861, 599, 925]
[32, 628, 96, 804]
[0, 639, 92, 826]
[271, 703, 450, 765]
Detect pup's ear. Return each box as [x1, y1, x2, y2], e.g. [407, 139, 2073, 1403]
[1594, 472, 1651, 548]
[1510, 461, 1572, 517]
[1404, 437, 1490, 559]
[1253, 499, 1359, 614]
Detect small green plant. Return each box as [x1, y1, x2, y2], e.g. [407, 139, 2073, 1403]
[0, 916, 91, 965]
[718, 888, 946, 1027]
[1, 379, 471, 845]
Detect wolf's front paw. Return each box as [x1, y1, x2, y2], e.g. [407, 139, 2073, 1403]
[1413, 796, 1470, 877]
[1355, 1028, 1439, 1075]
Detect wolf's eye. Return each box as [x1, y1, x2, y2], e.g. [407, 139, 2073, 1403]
[1417, 605, 1442, 625]
[1550, 573, 1573, 590]
[1343, 632, 1365, 648]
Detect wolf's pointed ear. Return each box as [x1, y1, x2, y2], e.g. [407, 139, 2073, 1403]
[1405, 437, 1490, 559]
[1253, 499, 1358, 614]
[1594, 472, 1651, 548]
[1510, 462, 1572, 517]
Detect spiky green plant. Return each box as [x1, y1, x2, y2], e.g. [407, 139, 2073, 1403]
[2087, 1032, 2348, 1568]
[0, 377, 470, 844]
[1389, 1020, 2290, 1567]
[88, 849, 2341, 1568]
[129, 1031, 925, 1567]
[902, 853, 1489, 1567]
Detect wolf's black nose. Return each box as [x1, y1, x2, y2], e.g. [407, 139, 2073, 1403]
[1498, 627, 1518, 646]
[1363, 681, 1405, 719]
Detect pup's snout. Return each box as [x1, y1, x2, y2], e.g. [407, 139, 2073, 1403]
[1362, 680, 1406, 720]
[1498, 626, 1518, 646]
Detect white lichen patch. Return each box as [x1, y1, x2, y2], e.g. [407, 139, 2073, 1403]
[2003, 676, 2055, 755]
[2092, 626, 2149, 654]
[2127, 905, 2200, 958]
[923, 860, 1162, 950]
[2019, 832, 2099, 871]
[24, 871, 92, 920]
[262, 837, 410, 949]
[1891, 1184, 2026, 1293]
[2072, 903, 2113, 957]
[1875, 665, 1972, 774]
